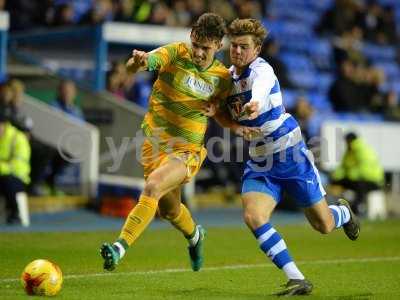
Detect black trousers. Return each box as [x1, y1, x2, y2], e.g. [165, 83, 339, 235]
[29, 137, 70, 192]
[0, 175, 26, 222]
[333, 179, 381, 214]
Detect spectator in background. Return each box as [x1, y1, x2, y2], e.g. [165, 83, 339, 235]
[208, 0, 236, 25]
[356, 0, 385, 44]
[0, 109, 31, 224]
[7, 79, 27, 127]
[52, 3, 76, 27]
[113, 0, 135, 23]
[51, 80, 84, 121]
[234, 0, 262, 20]
[149, 1, 171, 25]
[329, 59, 367, 112]
[260, 38, 293, 89]
[80, 0, 114, 25]
[289, 96, 317, 141]
[384, 91, 400, 121]
[316, 0, 361, 36]
[187, 0, 207, 24]
[107, 61, 127, 99]
[125, 74, 152, 109]
[332, 25, 365, 67]
[331, 132, 384, 215]
[6, 0, 40, 31]
[380, 5, 398, 45]
[0, 81, 13, 118]
[166, 0, 191, 27]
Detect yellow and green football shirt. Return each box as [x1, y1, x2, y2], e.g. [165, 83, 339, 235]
[142, 42, 231, 152]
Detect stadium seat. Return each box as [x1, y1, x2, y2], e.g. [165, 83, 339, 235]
[363, 43, 396, 62]
[269, 7, 319, 26]
[307, 91, 333, 111]
[315, 72, 334, 93]
[280, 52, 315, 72]
[289, 70, 318, 90]
[375, 62, 400, 79]
[308, 38, 333, 70]
[281, 89, 298, 109]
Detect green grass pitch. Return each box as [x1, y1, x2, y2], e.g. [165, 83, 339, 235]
[1, 219, 400, 299]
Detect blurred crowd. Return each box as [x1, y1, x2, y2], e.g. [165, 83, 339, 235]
[1, 0, 265, 30]
[0, 79, 83, 203]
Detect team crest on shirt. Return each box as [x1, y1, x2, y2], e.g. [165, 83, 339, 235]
[227, 95, 246, 120]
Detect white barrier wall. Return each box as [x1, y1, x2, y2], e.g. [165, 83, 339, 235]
[321, 121, 400, 196]
[320, 121, 400, 172]
[20, 95, 100, 198]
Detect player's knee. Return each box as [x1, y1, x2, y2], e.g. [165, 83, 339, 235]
[243, 211, 269, 230]
[158, 207, 179, 220]
[142, 180, 161, 199]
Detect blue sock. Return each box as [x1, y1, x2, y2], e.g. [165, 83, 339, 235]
[253, 223, 304, 280]
[329, 205, 351, 228]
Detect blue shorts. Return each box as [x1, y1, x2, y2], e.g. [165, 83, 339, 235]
[241, 143, 326, 208]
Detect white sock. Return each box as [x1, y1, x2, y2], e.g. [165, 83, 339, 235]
[113, 242, 126, 259]
[339, 205, 351, 224]
[282, 262, 305, 280]
[188, 226, 199, 247]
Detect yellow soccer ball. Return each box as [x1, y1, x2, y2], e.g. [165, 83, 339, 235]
[21, 259, 63, 296]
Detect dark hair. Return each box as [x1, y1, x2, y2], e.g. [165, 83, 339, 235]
[191, 13, 227, 42]
[345, 132, 358, 143]
[228, 18, 268, 46]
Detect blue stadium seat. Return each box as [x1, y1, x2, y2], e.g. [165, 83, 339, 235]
[390, 81, 400, 94]
[333, 112, 384, 122]
[289, 70, 318, 90]
[281, 89, 298, 109]
[307, 0, 334, 11]
[280, 52, 315, 72]
[269, 7, 320, 26]
[362, 43, 396, 61]
[308, 38, 333, 70]
[375, 62, 400, 79]
[280, 38, 310, 53]
[307, 91, 333, 112]
[264, 20, 314, 41]
[314, 72, 334, 93]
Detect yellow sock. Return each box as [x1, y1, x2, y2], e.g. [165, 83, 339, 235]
[169, 203, 196, 238]
[119, 195, 158, 246]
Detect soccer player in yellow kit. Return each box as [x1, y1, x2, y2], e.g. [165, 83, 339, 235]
[100, 13, 247, 272]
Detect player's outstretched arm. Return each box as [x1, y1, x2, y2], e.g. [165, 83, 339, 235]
[126, 50, 149, 74]
[213, 108, 261, 140]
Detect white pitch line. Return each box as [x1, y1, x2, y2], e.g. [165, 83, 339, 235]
[2, 256, 399, 283]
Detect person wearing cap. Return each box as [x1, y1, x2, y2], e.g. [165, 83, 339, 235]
[0, 109, 31, 224]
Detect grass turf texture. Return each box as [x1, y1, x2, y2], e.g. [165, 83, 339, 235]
[1, 219, 400, 299]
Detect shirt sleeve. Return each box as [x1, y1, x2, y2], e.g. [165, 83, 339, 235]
[147, 43, 180, 72]
[251, 64, 276, 104]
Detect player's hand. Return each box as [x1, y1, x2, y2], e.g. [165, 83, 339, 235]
[234, 126, 262, 140]
[126, 50, 148, 73]
[242, 100, 259, 120]
[202, 102, 217, 117]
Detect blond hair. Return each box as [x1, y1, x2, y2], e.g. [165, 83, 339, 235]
[228, 18, 268, 46]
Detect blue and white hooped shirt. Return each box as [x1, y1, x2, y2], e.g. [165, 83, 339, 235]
[226, 57, 302, 158]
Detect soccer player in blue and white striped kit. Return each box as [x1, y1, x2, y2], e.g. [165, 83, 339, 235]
[224, 19, 360, 296]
